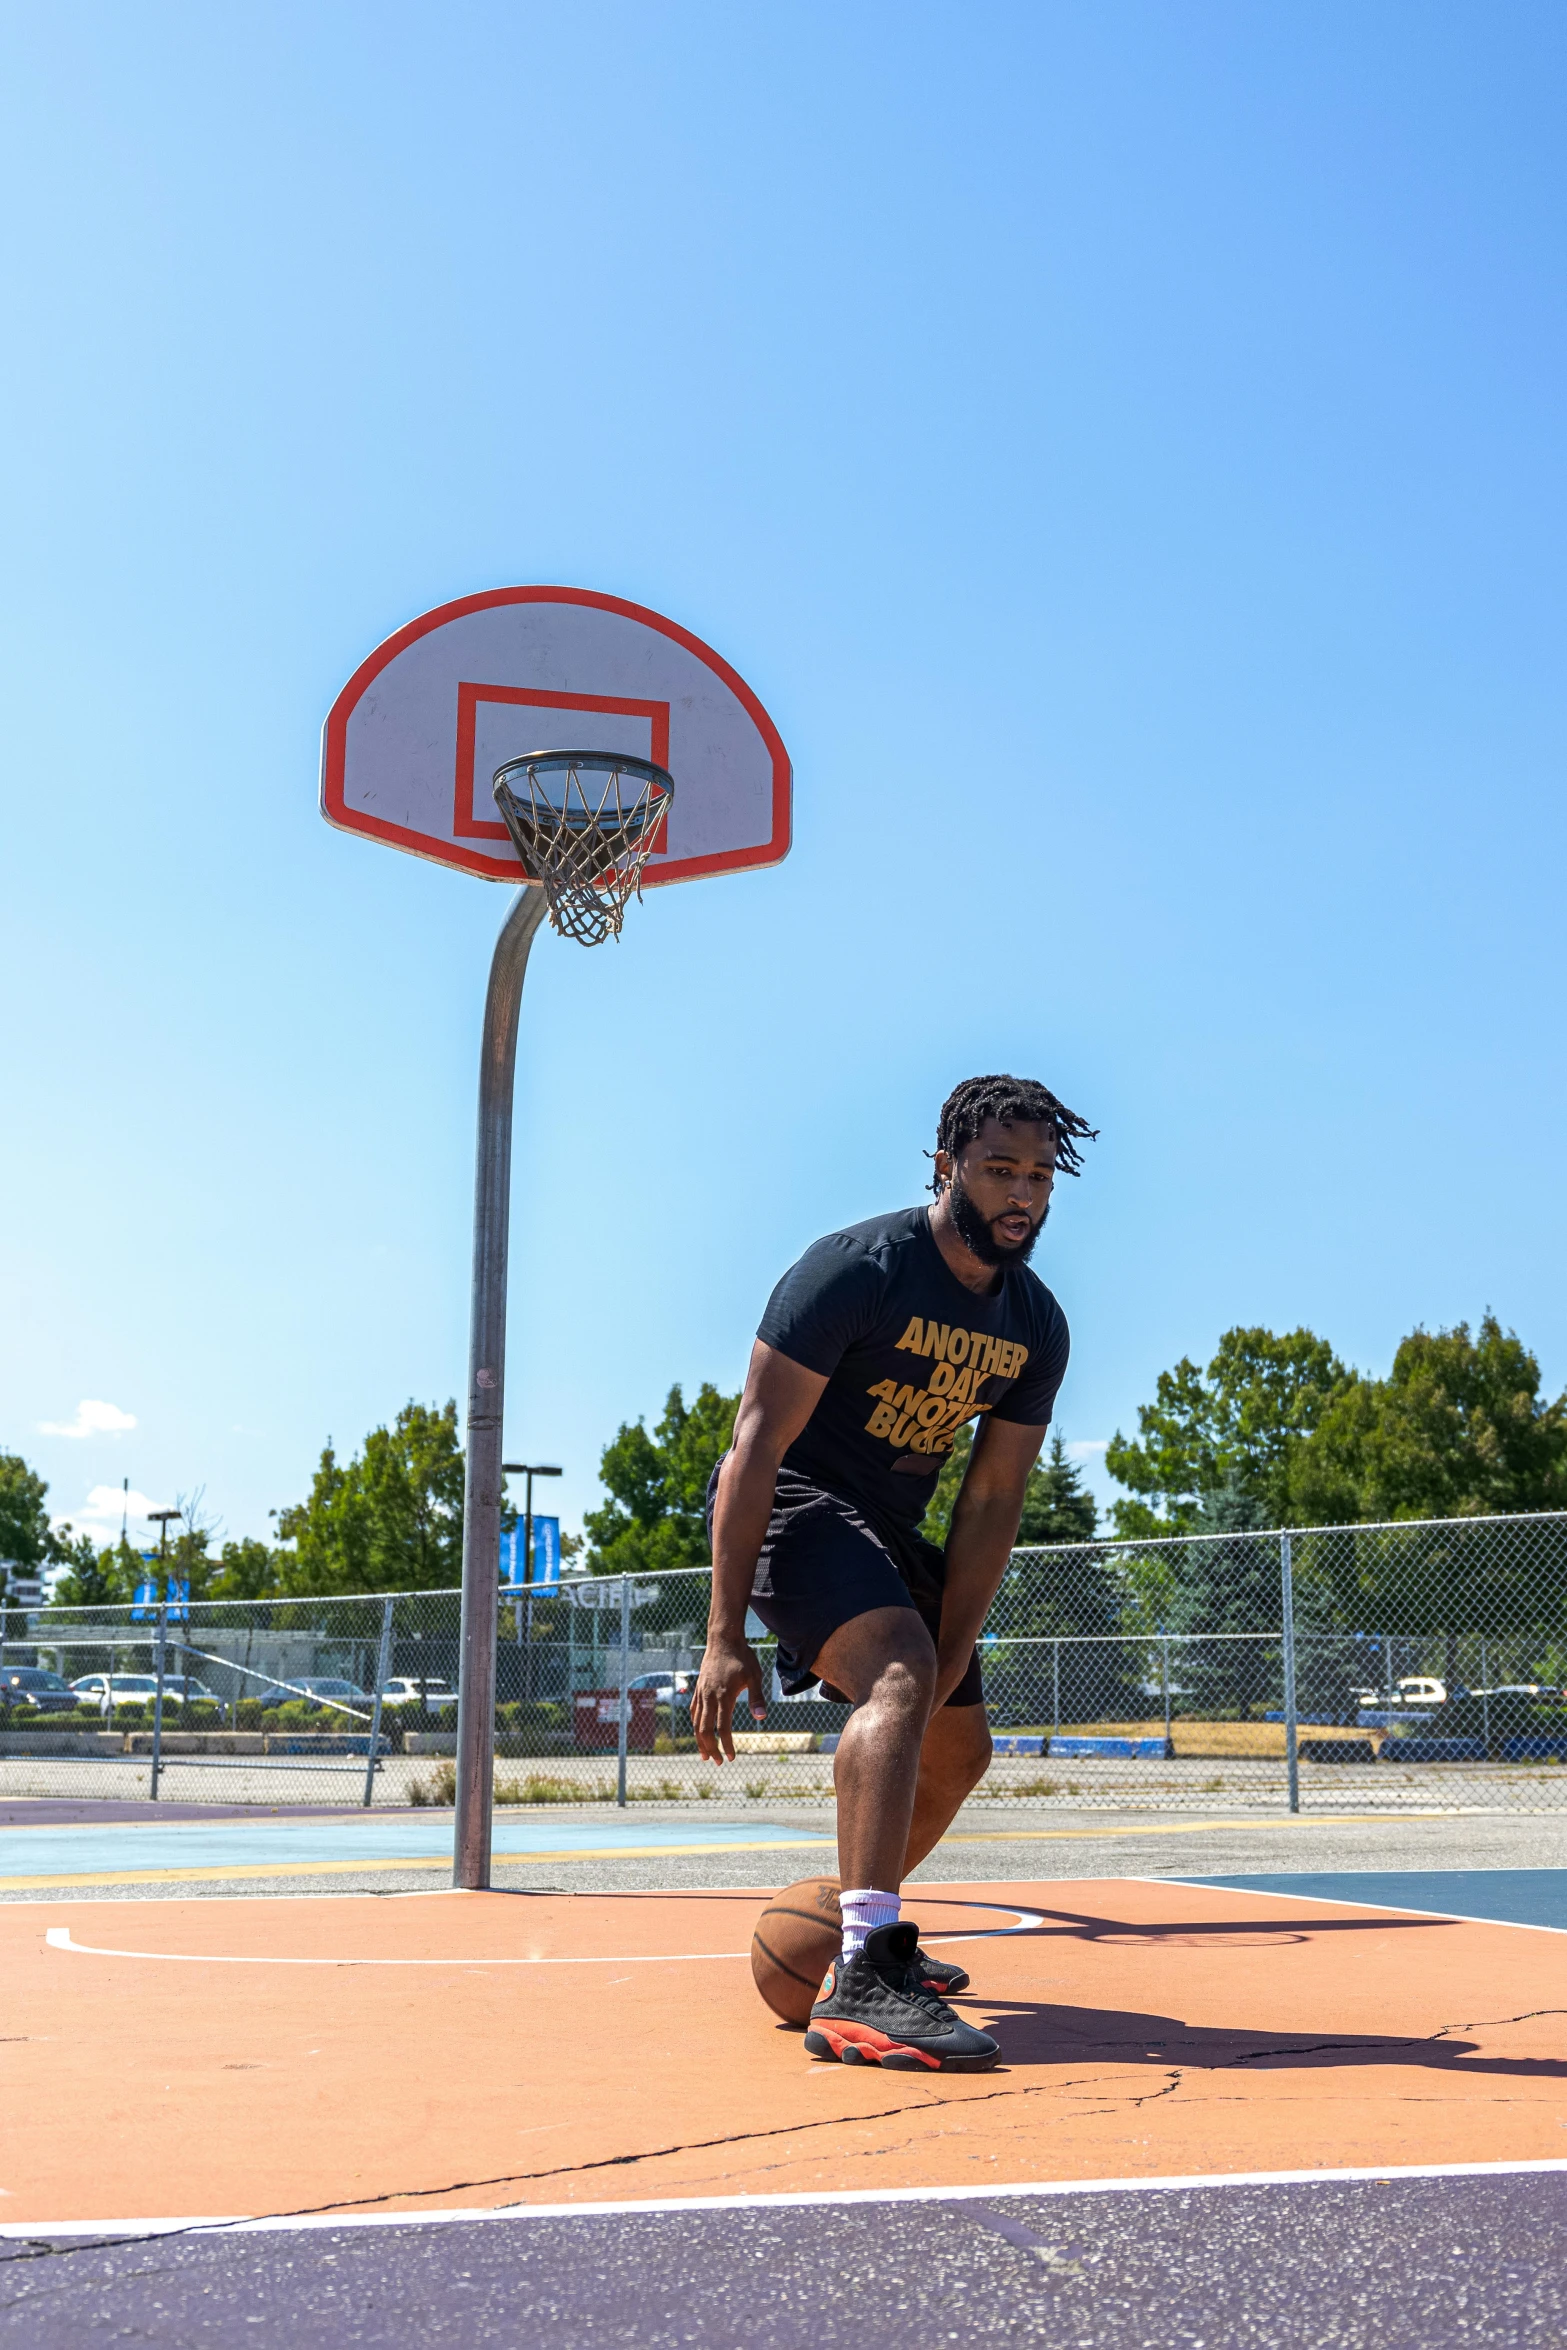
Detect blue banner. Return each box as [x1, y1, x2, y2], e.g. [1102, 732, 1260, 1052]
[130, 1577, 191, 1624]
[531, 1516, 560, 1589]
[500, 1517, 561, 1590]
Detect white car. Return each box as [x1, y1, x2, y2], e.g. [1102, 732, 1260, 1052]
[70, 1673, 222, 1708]
[1351, 1677, 1447, 1709]
[377, 1677, 458, 1709]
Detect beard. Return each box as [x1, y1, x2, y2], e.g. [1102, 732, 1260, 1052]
[946, 1172, 1048, 1268]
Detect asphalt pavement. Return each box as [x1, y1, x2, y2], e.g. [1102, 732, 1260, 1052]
[3, 1796, 1565, 1901]
[5, 2173, 1566, 2347]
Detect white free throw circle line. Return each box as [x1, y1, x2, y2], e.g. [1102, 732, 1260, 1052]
[43, 1900, 1044, 1968]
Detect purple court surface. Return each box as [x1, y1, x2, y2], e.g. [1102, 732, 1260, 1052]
[3, 2172, 1566, 2346]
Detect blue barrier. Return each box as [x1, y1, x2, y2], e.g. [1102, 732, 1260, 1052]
[1264, 1712, 1351, 1727]
[991, 1735, 1046, 1757]
[1358, 1709, 1435, 1730]
[1048, 1735, 1172, 1760]
[1500, 1736, 1567, 1763]
[1379, 1738, 1486, 1763]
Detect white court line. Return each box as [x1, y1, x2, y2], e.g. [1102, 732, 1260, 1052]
[8, 2156, 1567, 2240]
[1144, 1874, 1567, 1937]
[42, 1900, 1046, 1966]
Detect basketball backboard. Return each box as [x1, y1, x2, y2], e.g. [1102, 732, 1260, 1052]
[321, 585, 791, 889]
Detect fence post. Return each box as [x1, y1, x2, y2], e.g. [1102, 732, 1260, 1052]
[1160, 1631, 1172, 1751]
[149, 1588, 169, 1803]
[1052, 1639, 1060, 1741]
[1280, 1532, 1300, 1815]
[1480, 1636, 1491, 1756]
[616, 1577, 631, 1808]
[363, 1598, 394, 1809]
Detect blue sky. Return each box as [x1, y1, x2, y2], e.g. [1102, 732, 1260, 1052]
[2, 2, 1563, 1556]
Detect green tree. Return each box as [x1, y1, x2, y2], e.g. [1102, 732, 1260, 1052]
[924, 1432, 1144, 1726]
[0, 1451, 53, 1569]
[1105, 1326, 1349, 1534]
[583, 1383, 739, 1576]
[207, 1537, 284, 1600]
[922, 1427, 1099, 1549]
[50, 1537, 135, 1609]
[1289, 1315, 1567, 1527]
[275, 1401, 465, 1593]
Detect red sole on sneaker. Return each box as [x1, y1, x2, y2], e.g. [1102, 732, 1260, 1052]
[802, 2024, 997, 2073]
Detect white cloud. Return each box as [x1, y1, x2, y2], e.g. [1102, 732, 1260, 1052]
[52, 1485, 156, 1543]
[1066, 1439, 1108, 1458]
[37, 1399, 138, 1441]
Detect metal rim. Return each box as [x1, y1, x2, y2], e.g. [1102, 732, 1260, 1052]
[492, 750, 674, 797]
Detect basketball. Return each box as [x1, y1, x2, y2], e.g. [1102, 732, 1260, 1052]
[750, 1877, 842, 2025]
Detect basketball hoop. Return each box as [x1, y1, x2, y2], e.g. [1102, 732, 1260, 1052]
[492, 752, 674, 947]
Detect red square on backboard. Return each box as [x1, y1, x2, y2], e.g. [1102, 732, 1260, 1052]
[453, 684, 672, 842]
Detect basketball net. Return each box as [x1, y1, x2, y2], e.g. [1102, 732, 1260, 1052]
[491, 753, 673, 947]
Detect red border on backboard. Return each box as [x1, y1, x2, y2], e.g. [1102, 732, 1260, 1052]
[452, 685, 672, 843]
[320, 585, 791, 887]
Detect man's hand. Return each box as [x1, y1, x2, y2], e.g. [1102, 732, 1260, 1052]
[690, 1636, 767, 1764]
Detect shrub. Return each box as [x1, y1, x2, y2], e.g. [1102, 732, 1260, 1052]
[498, 1773, 612, 1805]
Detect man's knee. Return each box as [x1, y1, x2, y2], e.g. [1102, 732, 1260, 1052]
[815, 1607, 936, 1712]
[867, 1621, 937, 1716]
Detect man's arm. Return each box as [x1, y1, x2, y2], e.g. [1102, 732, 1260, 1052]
[933, 1417, 1047, 1707]
[691, 1340, 828, 1764]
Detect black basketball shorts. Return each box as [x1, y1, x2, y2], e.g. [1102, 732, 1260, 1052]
[704, 1460, 984, 1709]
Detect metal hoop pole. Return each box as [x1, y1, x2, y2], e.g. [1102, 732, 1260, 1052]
[454, 886, 549, 1891]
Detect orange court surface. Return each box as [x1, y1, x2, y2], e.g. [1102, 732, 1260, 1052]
[9, 1872, 1567, 2230]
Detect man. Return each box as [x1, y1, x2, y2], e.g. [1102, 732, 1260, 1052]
[693, 1073, 1095, 2071]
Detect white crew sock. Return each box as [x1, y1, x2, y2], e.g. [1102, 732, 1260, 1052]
[839, 1887, 901, 1961]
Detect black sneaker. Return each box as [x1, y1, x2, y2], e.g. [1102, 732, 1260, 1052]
[915, 1947, 971, 1996]
[805, 1921, 999, 2071]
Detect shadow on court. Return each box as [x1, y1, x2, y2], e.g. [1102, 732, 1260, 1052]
[949, 1993, 1567, 2082]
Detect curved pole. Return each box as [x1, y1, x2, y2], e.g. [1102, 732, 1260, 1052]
[454, 885, 549, 1890]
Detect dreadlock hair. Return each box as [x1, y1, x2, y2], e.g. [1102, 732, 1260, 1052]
[930, 1074, 1098, 1194]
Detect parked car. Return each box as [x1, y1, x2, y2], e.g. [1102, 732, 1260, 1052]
[1352, 1677, 1448, 1708]
[377, 1677, 458, 1711]
[1420, 1686, 1567, 1745]
[1, 1666, 78, 1714]
[155, 1675, 222, 1706]
[256, 1676, 373, 1714]
[70, 1673, 225, 1712]
[70, 1673, 160, 1707]
[1393, 1677, 1446, 1706]
[625, 1670, 697, 1709]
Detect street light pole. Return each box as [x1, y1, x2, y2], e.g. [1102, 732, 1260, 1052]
[147, 1509, 181, 1804]
[502, 1463, 561, 1706]
[502, 1463, 562, 1593]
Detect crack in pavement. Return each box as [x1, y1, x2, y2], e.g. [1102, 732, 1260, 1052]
[0, 2061, 1199, 2295]
[6, 2008, 1551, 2294]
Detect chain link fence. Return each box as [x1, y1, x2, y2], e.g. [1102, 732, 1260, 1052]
[6, 1507, 1567, 1812]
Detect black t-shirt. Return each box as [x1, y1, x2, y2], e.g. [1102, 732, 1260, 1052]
[756, 1206, 1070, 1531]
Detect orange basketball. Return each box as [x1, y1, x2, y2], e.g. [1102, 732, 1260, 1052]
[750, 1876, 842, 2025]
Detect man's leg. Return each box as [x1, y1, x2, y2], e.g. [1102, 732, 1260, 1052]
[802, 1607, 1000, 2070]
[811, 1606, 936, 1891]
[902, 1702, 992, 1877]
